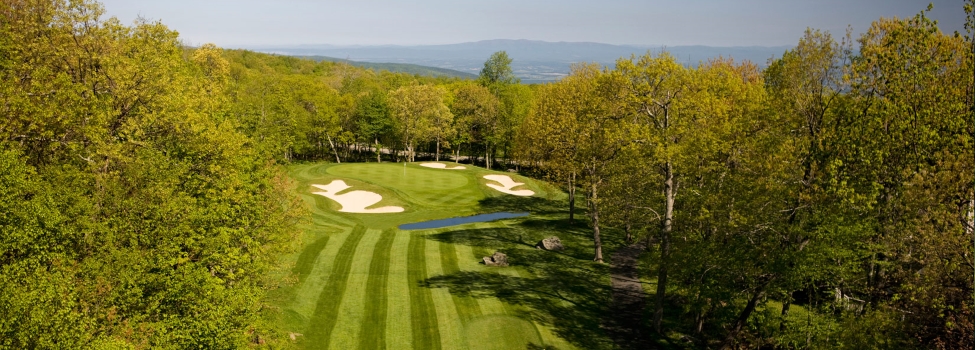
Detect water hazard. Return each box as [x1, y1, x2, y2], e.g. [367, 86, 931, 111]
[399, 212, 529, 230]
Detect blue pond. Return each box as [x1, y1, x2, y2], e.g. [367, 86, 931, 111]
[399, 212, 529, 230]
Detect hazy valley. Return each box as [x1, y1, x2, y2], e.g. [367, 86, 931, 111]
[249, 39, 791, 82]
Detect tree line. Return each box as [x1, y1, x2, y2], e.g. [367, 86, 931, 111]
[519, 5, 974, 349]
[0, 0, 972, 348]
[0, 1, 303, 347]
[221, 47, 532, 170]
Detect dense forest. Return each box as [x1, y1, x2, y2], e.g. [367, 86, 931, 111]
[0, 0, 972, 348]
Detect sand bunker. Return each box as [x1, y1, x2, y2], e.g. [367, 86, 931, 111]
[311, 180, 404, 213]
[420, 162, 466, 170]
[483, 175, 535, 197]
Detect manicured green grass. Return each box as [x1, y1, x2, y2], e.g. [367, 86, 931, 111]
[408, 232, 441, 349]
[467, 315, 543, 350]
[438, 241, 482, 323]
[358, 229, 395, 349]
[273, 161, 624, 349]
[305, 225, 367, 349]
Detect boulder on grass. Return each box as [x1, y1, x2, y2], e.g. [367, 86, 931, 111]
[535, 236, 565, 251]
[482, 251, 509, 267]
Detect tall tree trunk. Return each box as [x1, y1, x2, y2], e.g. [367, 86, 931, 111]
[654, 160, 675, 332]
[568, 172, 576, 223]
[719, 283, 768, 350]
[485, 148, 491, 170]
[326, 133, 341, 163]
[591, 181, 604, 263]
[966, 198, 974, 237]
[695, 303, 715, 334]
[779, 292, 793, 332]
[375, 138, 381, 163]
[436, 138, 441, 161]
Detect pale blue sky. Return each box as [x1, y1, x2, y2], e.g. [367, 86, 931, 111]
[97, 0, 968, 47]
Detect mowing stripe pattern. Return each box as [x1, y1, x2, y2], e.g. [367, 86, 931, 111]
[358, 229, 396, 349]
[386, 231, 414, 348]
[292, 235, 329, 285]
[439, 241, 482, 322]
[330, 229, 383, 349]
[427, 234, 465, 349]
[282, 163, 583, 350]
[305, 225, 367, 349]
[408, 232, 441, 350]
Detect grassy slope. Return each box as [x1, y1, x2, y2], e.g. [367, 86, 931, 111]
[271, 161, 624, 349]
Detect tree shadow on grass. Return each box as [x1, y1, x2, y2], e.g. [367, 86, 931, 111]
[477, 195, 566, 216]
[421, 256, 615, 349]
[424, 189, 673, 349]
[426, 228, 535, 259]
[426, 213, 598, 261]
[422, 219, 623, 349]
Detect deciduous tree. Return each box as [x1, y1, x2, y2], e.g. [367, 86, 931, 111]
[389, 84, 452, 162]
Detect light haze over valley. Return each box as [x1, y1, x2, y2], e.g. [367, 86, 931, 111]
[100, 0, 967, 81]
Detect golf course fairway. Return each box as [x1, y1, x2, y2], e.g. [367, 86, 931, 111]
[270, 162, 622, 349]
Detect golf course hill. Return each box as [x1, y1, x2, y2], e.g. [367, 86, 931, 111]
[269, 161, 623, 349]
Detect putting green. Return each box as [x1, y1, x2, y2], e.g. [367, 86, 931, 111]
[327, 163, 470, 191]
[271, 162, 619, 350]
[327, 163, 478, 208]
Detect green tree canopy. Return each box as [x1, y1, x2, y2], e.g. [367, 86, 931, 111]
[478, 51, 518, 86]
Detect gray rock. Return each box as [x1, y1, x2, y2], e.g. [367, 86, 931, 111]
[535, 236, 565, 251]
[482, 251, 509, 267]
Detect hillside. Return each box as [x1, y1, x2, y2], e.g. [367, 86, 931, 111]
[250, 40, 793, 83]
[302, 56, 477, 79]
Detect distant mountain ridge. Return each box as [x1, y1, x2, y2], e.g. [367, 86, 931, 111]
[249, 40, 792, 83]
[302, 56, 476, 79]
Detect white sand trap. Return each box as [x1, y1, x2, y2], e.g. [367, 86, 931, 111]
[483, 175, 535, 197]
[420, 162, 466, 170]
[311, 180, 404, 213]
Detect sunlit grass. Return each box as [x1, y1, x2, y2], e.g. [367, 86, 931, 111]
[272, 161, 622, 349]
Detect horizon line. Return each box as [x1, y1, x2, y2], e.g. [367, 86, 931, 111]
[224, 39, 796, 50]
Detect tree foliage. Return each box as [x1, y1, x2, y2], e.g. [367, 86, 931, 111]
[478, 51, 517, 86]
[2, 1, 972, 348]
[0, 0, 302, 347]
[516, 6, 972, 348]
[388, 84, 453, 162]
